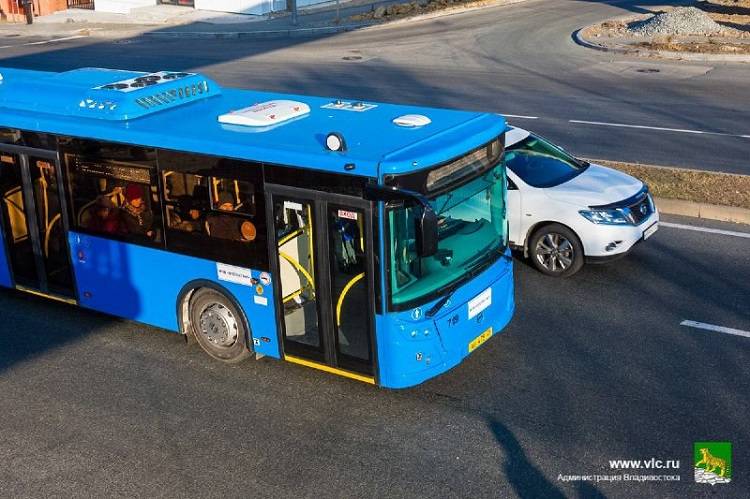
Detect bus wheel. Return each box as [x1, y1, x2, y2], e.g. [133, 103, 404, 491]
[529, 223, 584, 277]
[189, 288, 252, 363]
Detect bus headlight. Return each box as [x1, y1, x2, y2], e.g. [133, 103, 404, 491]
[579, 208, 632, 225]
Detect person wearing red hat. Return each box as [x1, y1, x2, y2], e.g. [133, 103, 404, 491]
[121, 184, 154, 239]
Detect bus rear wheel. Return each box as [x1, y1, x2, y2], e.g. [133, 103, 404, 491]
[189, 288, 252, 363]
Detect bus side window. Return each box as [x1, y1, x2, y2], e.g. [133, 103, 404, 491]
[158, 151, 268, 269]
[205, 177, 257, 242]
[163, 171, 208, 234]
[210, 178, 256, 216]
[61, 139, 163, 247]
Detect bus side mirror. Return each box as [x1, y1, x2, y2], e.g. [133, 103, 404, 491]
[416, 206, 438, 258]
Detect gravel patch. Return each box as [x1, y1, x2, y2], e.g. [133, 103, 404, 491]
[629, 7, 730, 36]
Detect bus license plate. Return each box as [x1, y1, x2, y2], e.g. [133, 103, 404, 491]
[643, 222, 658, 240]
[469, 327, 493, 353]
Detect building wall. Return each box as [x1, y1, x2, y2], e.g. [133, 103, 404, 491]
[193, 0, 285, 15]
[1, 0, 68, 21]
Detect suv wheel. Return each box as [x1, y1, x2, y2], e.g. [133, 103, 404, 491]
[529, 224, 584, 277]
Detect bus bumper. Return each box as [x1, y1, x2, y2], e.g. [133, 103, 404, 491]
[376, 253, 515, 389]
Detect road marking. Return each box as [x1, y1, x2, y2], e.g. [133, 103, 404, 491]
[0, 34, 87, 50]
[503, 114, 539, 120]
[569, 120, 750, 139]
[680, 320, 750, 339]
[660, 222, 750, 239]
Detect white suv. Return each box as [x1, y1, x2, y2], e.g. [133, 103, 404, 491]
[505, 127, 659, 277]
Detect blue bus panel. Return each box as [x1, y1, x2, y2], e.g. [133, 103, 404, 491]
[376, 250, 514, 389]
[0, 67, 506, 179]
[68, 232, 281, 359]
[0, 231, 11, 288]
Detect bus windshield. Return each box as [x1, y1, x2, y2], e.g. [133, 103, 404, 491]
[388, 162, 506, 309]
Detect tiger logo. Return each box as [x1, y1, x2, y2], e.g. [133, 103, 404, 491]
[696, 448, 727, 477]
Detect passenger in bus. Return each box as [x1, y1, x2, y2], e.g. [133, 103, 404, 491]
[89, 196, 120, 235]
[121, 184, 154, 238]
[206, 191, 256, 242]
[170, 195, 206, 233]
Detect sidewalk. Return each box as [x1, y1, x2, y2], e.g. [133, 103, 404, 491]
[0, 0, 522, 39]
[0, 1, 399, 39]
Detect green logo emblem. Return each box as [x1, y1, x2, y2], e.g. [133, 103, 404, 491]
[694, 441, 732, 484]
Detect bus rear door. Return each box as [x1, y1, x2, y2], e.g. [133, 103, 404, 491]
[0, 144, 75, 301]
[267, 185, 377, 383]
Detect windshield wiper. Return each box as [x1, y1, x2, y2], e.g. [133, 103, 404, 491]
[426, 246, 512, 318]
[426, 287, 456, 318]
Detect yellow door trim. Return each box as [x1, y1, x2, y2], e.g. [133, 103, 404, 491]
[285, 355, 375, 384]
[15, 285, 77, 305]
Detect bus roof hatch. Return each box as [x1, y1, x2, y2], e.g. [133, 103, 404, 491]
[218, 100, 311, 128]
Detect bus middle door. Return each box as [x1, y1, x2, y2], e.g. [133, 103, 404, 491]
[267, 185, 377, 384]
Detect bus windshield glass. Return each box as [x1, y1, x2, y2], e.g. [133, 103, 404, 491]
[388, 160, 506, 309]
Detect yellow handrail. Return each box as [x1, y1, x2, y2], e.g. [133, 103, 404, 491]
[44, 213, 61, 257]
[282, 288, 304, 304]
[279, 251, 316, 296]
[336, 272, 365, 327]
[307, 204, 314, 277]
[278, 228, 304, 247]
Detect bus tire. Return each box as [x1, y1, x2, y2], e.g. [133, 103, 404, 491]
[189, 288, 252, 363]
[528, 223, 584, 277]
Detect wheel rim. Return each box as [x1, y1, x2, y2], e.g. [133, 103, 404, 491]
[199, 303, 239, 348]
[535, 233, 574, 272]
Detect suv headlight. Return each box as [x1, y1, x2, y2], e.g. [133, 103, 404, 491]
[579, 208, 633, 225]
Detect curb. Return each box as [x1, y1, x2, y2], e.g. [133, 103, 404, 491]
[572, 25, 750, 63]
[129, 0, 518, 40]
[139, 23, 370, 39]
[9, 0, 529, 41]
[654, 197, 750, 225]
[364, 0, 530, 30]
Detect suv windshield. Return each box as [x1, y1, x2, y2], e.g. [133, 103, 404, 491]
[388, 162, 506, 309]
[506, 134, 587, 188]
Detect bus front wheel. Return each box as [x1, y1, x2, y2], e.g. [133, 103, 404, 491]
[189, 288, 252, 363]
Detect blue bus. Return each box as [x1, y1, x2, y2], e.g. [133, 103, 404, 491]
[0, 67, 514, 388]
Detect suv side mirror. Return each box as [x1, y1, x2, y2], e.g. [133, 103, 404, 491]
[415, 205, 438, 257]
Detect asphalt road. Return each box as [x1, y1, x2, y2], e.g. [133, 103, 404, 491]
[0, 0, 749, 173]
[1, 214, 748, 498]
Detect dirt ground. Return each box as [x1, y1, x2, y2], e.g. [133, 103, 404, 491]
[583, 1, 750, 55]
[348, 0, 500, 23]
[590, 160, 750, 209]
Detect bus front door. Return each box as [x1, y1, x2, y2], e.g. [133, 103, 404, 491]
[268, 186, 377, 383]
[0, 145, 75, 300]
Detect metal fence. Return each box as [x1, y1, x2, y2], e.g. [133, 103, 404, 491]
[67, 0, 95, 9]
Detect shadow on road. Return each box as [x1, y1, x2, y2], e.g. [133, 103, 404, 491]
[487, 417, 571, 498]
[0, 289, 108, 372]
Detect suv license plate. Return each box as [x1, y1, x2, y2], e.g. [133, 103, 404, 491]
[643, 223, 658, 240]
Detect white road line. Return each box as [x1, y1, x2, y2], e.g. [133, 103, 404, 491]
[503, 114, 539, 120]
[660, 222, 750, 239]
[569, 120, 750, 139]
[680, 320, 750, 339]
[0, 34, 87, 50]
